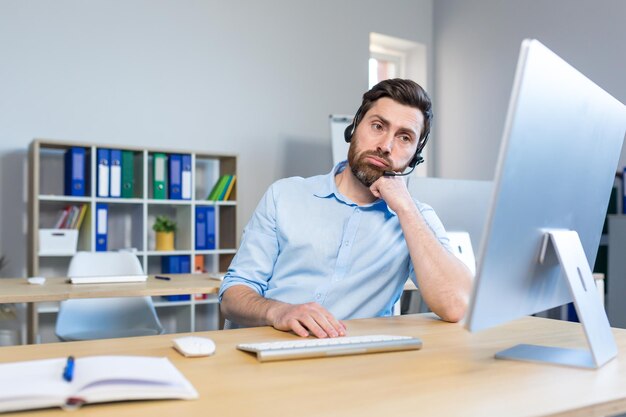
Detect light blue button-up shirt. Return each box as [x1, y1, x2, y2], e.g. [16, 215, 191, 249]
[219, 161, 451, 320]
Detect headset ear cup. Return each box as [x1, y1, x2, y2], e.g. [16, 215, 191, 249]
[344, 124, 354, 143]
[410, 153, 424, 168]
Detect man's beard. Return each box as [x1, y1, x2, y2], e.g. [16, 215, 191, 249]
[347, 145, 393, 188]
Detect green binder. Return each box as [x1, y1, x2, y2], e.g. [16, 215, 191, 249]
[121, 151, 135, 198]
[153, 153, 167, 199]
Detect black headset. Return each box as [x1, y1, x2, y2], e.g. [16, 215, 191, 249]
[343, 105, 427, 177]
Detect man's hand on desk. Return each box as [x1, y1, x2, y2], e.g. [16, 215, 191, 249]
[267, 302, 347, 339]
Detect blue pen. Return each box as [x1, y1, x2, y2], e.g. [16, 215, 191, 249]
[63, 356, 75, 382]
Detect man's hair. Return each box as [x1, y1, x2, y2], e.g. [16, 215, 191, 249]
[356, 78, 433, 143]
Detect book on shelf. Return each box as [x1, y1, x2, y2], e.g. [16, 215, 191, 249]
[207, 175, 236, 201]
[220, 175, 237, 200]
[53, 205, 88, 230]
[0, 355, 198, 413]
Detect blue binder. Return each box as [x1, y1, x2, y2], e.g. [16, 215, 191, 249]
[97, 149, 110, 197]
[179, 255, 191, 273]
[176, 255, 191, 300]
[95, 203, 108, 251]
[181, 155, 192, 200]
[109, 149, 122, 198]
[161, 255, 181, 273]
[169, 154, 182, 200]
[195, 206, 208, 249]
[64, 147, 86, 196]
[162, 256, 191, 301]
[205, 206, 216, 250]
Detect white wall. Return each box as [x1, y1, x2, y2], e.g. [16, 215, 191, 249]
[433, 0, 626, 180]
[0, 0, 433, 277]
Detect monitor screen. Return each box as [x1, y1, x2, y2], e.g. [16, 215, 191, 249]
[464, 39, 626, 367]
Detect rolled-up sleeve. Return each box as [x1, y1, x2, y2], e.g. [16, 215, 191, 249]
[219, 184, 280, 301]
[408, 201, 453, 287]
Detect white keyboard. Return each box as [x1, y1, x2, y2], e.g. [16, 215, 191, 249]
[69, 275, 148, 284]
[237, 334, 423, 362]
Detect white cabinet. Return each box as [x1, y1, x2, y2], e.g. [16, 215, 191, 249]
[27, 139, 237, 342]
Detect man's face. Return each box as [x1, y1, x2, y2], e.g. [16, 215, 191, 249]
[348, 97, 424, 187]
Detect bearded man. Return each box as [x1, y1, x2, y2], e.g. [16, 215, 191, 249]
[219, 79, 472, 338]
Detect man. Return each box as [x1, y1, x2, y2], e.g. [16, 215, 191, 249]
[220, 79, 472, 338]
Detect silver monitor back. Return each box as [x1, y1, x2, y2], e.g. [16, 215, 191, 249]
[466, 39, 626, 332]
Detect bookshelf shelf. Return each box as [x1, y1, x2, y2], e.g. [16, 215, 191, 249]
[95, 198, 145, 204]
[146, 199, 194, 205]
[38, 195, 92, 202]
[195, 200, 237, 206]
[28, 138, 237, 342]
[145, 250, 194, 256]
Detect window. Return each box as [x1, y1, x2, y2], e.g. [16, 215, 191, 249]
[369, 33, 427, 90]
[368, 52, 403, 89]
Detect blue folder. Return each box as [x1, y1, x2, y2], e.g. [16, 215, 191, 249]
[205, 206, 216, 250]
[95, 203, 108, 251]
[179, 255, 191, 273]
[169, 154, 183, 200]
[162, 256, 191, 301]
[161, 255, 181, 273]
[195, 206, 216, 250]
[195, 206, 207, 250]
[64, 147, 86, 196]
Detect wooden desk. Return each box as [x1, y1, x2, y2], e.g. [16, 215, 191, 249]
[0, 274, 222, 344]
[2, 313, 626, 417]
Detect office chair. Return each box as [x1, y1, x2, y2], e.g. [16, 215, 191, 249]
[55, 252, 164, 341]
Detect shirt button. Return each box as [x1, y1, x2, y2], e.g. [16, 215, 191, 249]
[344, 241, 350, 247]
[315, 293, 321, 299]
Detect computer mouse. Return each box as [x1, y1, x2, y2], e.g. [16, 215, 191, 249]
[172, 336, 216, 357]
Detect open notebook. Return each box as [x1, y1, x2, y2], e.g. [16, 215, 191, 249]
[0, 355, 197, 413]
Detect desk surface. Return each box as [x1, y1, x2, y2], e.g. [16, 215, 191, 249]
[0, 274, 222, 303]
[2, 313, 626, 417]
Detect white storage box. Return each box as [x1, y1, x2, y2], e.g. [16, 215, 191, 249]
[38, 229, 78, 255]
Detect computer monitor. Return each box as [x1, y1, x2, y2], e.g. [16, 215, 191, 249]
[465, 39, 626, 368]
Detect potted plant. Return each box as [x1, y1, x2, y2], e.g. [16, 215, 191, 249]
[153, 215, 176, 251]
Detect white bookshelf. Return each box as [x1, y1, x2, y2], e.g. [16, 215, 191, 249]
[27, 138, 237, 342]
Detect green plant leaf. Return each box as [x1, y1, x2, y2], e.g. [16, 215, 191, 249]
[152, 215, 177, 232]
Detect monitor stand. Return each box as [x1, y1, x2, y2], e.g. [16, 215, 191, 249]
[495, 230, 617, 369]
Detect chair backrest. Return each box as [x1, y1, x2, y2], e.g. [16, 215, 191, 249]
[67, 251, 143, 277]
[446, 231, 476, 276]
[56, 252, 163, 341]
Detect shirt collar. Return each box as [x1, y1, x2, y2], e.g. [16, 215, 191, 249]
[313, 160, 396, 215]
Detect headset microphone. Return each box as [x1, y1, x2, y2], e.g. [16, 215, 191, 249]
[382, 153, 423, 177]
[383, 166, 416, 177]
